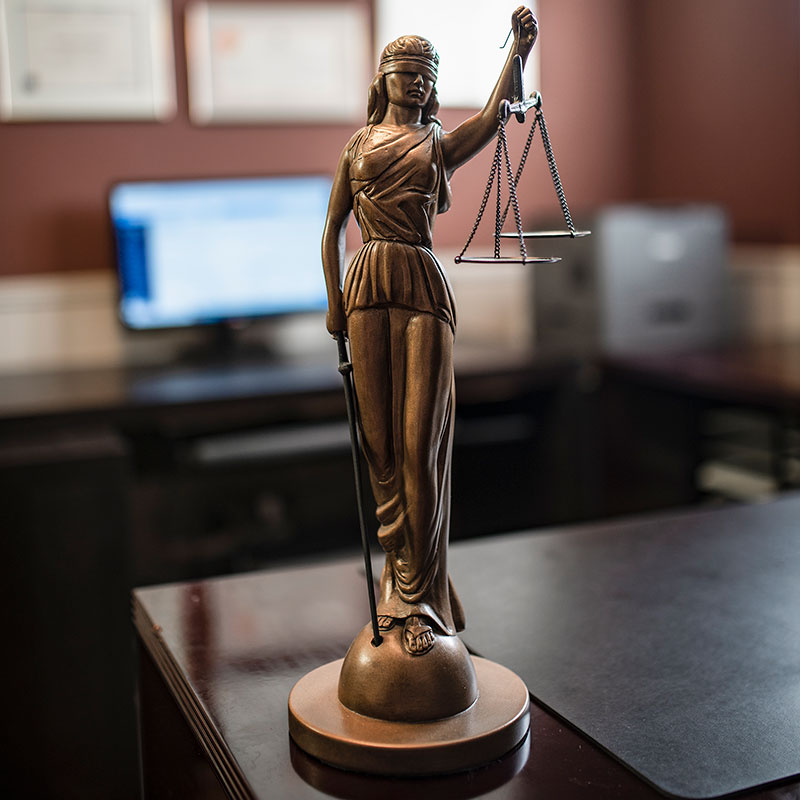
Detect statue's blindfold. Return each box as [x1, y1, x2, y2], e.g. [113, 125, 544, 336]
[379, 55, 438, 83]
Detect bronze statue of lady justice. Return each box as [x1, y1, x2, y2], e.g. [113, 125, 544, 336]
[289, 7, 538, 775]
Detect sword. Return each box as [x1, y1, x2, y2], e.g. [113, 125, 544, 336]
[335, 331, 382, 647]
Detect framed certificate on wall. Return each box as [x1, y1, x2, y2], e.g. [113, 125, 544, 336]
[185, 1, 369, 124]
[0, 0, 175, 121]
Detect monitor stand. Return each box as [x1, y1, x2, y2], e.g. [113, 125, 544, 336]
[177, 321, 277, 366]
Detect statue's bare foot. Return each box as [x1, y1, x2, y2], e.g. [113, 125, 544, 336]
[402, 616, 435, 656]
[377, 615, 395, 631]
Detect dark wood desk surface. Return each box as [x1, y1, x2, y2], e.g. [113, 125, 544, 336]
[136, 559, 670, 800]
[606, 340, 800, 411]
[134, 499, 800, 800]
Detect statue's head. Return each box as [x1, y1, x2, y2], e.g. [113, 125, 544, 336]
[367, 35, 440, 125]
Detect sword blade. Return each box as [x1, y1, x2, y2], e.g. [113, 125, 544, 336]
[336, 332, 382, 647]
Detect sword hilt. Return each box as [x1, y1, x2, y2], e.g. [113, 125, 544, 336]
[335, 331, 349, 369]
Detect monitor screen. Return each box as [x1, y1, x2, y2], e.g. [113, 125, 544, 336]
[109, 175, 332, 330]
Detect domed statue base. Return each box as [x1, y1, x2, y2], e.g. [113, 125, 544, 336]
[338, 622, 479, 721]
[288, 626, 530, 776]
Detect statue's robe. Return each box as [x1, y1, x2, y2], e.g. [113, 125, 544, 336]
[342, 122, 465, 636]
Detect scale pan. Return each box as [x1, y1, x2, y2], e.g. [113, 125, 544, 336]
[455, 256, 561, 264]
[499, 230, 592, 239]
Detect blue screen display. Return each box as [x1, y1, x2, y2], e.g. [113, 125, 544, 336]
[109, 176, 332, 329]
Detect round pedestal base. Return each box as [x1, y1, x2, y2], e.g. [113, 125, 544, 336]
[288, 656, 530, 776]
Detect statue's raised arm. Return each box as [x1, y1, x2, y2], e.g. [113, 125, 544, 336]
[442, 6, 538, 173]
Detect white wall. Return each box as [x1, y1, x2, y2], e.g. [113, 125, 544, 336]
[0, 250, 538, 373]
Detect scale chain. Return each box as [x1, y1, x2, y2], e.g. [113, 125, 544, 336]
[495, 128, 503, 258]
[455, 130, 502, 263]
[498, 113, 539, 231]
[455, 94, 582, 265]
[537, 109, 576, 234]
[498, 119, 527, 261]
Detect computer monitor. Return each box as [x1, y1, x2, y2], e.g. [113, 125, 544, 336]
[109, 175, 332, 332]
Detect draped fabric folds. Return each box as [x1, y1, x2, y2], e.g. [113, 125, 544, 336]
[343, 122, 465, 636]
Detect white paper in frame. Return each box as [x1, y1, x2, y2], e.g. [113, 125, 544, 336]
[0, 0, 175, 121]
[185, 1, 370, 125]
[375, 0, 540, 110]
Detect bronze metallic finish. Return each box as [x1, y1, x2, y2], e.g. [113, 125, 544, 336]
[337, 622, 478, 721]
[301, 9, 540, 776]
[316, 11, 539, 753]
[321, 11, 540, 659]
[289, 733, 531, 798]
[288, 656, 530, 776]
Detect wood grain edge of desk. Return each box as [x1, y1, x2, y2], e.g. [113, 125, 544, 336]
[133, 595, 255, 800]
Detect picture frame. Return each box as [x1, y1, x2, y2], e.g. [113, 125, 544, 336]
[0, 0, 175, 121]
[185, 1, 369, 125]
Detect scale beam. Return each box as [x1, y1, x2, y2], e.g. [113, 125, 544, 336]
[499, 93, 541, 125]
[454, 256, 560, 264]
[499, 230, 592, 239]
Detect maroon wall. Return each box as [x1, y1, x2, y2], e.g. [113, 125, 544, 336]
[0, 0, 796, 278]
[0, 0, 373, 277]
[633, 0, 800, 244]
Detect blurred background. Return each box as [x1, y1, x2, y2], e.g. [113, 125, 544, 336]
[1, 0, 798, 797]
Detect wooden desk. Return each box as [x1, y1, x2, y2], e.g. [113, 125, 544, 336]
[134, 497, 800, 799]
[597, 341, 800, 514]
[0, 349, 576, 575]
[135, 561, 668, 800]
[606, 341, 800, 412]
